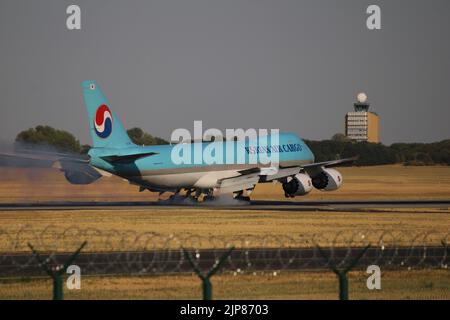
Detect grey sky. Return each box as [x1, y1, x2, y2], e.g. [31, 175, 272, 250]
[1, 0, 449, 145]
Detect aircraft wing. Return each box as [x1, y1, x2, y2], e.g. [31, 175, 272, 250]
[216, 156, 358, 193]
[300, 156, 358, 176]
[300, 156, 358, 169]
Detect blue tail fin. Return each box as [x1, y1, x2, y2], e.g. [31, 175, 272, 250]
[82, 81, 134, 148]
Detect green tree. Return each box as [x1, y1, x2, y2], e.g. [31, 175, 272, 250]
[401, 140, 450, 165]
[127, 127, 169, 146]
[304, 139, 397, 166]
[331, 133, 351, 142]
[15, 125, 81, 153]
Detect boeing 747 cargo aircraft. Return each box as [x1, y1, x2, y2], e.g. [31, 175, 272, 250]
[0, 81, 355, 202]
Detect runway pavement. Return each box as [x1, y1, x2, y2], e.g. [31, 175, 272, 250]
[0, 199, 449, 212]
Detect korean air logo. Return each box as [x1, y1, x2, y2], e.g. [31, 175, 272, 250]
[94, 104, 113, 138]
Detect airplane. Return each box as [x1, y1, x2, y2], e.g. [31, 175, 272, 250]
[0, 81, 356, 202]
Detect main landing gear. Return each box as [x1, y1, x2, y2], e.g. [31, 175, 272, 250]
[232, 189, 252, 202]
[158, 187, 253, 204]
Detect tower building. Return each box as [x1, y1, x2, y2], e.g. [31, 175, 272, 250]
[345, 93, 379, 143]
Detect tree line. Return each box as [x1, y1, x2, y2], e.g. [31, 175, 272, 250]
[15, 126, 168, 154]
[14, 126, 450, 166]
[305, 134, 450, 166]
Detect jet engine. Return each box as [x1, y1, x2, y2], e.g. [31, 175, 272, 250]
[282, 173, 313, 197]
[311, 168, 342, 191]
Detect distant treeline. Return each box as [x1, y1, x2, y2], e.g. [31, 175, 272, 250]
[14, 126, 449, 166]
[304, 138, 450, 166]
[14, 126, 168, 154]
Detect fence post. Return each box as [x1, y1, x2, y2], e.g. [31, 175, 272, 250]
[316, 244, 370, 300]
[182, 246, 235, 300]
[28, 241, 87, 300]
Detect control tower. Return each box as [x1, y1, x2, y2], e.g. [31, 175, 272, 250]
[345, 93, 379, 143]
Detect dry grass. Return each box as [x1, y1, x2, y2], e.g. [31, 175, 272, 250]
[0, 165, 449, 203]
[0, 167, 158, 203]
[0, 208, 448, 252]
[0, 270, 448, 300]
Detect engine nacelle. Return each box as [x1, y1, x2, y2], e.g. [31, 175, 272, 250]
[282, 173, 313, 197]
[311, 168, 342, 191]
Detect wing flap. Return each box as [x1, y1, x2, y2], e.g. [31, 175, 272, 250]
[217, 173, 260, 193]
[260, 166, 300, 182]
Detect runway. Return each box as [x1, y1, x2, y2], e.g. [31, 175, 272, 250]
[0, 199, 449, 212]
[0, 245, 447, 277]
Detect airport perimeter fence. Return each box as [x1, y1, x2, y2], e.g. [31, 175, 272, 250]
[0, 225, 448, 299]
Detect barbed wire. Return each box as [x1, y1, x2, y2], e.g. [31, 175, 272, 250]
[0, 225, 448, 277]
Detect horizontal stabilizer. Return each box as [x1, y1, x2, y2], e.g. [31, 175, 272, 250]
[53, 158, 102, 185]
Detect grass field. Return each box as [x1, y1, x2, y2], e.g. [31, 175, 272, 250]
[1, 270, 448, 300]
[0, 165, 449, 203]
